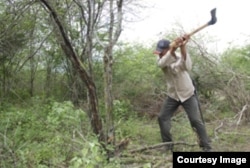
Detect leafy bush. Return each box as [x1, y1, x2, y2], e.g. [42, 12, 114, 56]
[0, 100, 120, 168]
[113, 99, 136, 120]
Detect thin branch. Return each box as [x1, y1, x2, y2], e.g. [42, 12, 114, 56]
[236, 104, 248, 125]
[214, 121, 223, 139]
[129, 141, 197, 154]
[17, 31, 53, 72]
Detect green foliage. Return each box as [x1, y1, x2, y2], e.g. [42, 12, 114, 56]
[221, 45, 250, 75]
[116, 117, 160, 145]
[0, 100, 120, 168]
[69, 136, 109, 168]
[1, 100, 249, 167]
[114, 43, 162, 91]
[113, 43, 165, 114]
[1, 0, 250, 167]
[0, 0, 36, 59]
[113, 99, 136, 120]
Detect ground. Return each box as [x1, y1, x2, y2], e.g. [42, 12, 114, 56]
[117, 113, 250, 168]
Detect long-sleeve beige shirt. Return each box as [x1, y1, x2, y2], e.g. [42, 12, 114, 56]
[157, 51, 195, 102]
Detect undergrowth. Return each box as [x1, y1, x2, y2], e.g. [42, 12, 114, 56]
[0, 99, 250, 168]
[0, 99, 119, 168]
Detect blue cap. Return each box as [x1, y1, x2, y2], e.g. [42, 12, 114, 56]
[155, 39, 170, 53]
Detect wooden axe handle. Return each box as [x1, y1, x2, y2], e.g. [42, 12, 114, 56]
[187, 23, 209, 37]
[170, 8, 217, 48]
[170, 23, 209, 48]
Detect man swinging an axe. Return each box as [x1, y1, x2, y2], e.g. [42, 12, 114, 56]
[153, 8, 217, 152]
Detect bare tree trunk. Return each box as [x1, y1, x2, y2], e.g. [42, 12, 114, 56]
[103, 0, 123, 145]
[39, 0, 104, 141]
[45, 55, 52, 98]
[29, 56, 35, 97]
[28, 8, 37, 97]
[103, 47, 114, 144]
[84, 0, 95, 119]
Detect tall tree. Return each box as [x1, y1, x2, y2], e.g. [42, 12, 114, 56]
[0, 0, 32, 100]
[102, 0, 123, 145]
[39, 0, 105, 141]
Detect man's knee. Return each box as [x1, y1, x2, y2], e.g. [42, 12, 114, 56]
[158, 114, 164, 123]
[189, 118, 204, 128]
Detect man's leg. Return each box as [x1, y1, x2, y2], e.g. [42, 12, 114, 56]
[182, 95, 212, 151]
[158, 96, 180, 150]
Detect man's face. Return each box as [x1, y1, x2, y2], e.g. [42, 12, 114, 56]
[159, 48, 169, 57]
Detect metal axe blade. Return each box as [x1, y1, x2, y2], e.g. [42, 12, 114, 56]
[208, 8, 217, 25]
[170, 8, 218, 47]
[188, 8, 217, 37]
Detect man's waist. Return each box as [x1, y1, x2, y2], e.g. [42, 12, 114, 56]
[167, 88, 195, 102]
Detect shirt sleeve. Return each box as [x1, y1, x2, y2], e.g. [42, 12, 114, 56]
[157, 52, 173, 68]
[184, 53, 192, 71]
[170, 53, 192, 73]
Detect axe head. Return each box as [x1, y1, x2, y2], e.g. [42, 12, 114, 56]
[208, 8, 217, 25]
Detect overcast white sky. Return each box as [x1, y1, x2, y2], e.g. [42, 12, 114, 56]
[120, 0, 250, 52]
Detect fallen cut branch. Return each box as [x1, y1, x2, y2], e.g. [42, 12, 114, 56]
[236, 104, 248, 125]
[221, 132, 250, 136]
[115, 138, 130, 150]
[214, 121, 223, 139]
[120, 152, 173, 167]
[129, 141, 197, 154]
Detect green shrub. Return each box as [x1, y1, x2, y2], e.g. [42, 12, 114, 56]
[113, 99, 136, 120]
[0, 100, 121, 168]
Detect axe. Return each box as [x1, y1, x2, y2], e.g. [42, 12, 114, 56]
[170, 8, 217, 47]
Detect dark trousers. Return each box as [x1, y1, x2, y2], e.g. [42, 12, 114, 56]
[158, 95, 211, 150]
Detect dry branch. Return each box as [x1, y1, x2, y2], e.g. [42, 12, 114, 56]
[221, 132, 250, 136]
[214, 121, 223, 139]
[236, 104, 248, 125]
[129, 141, 197, 153]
